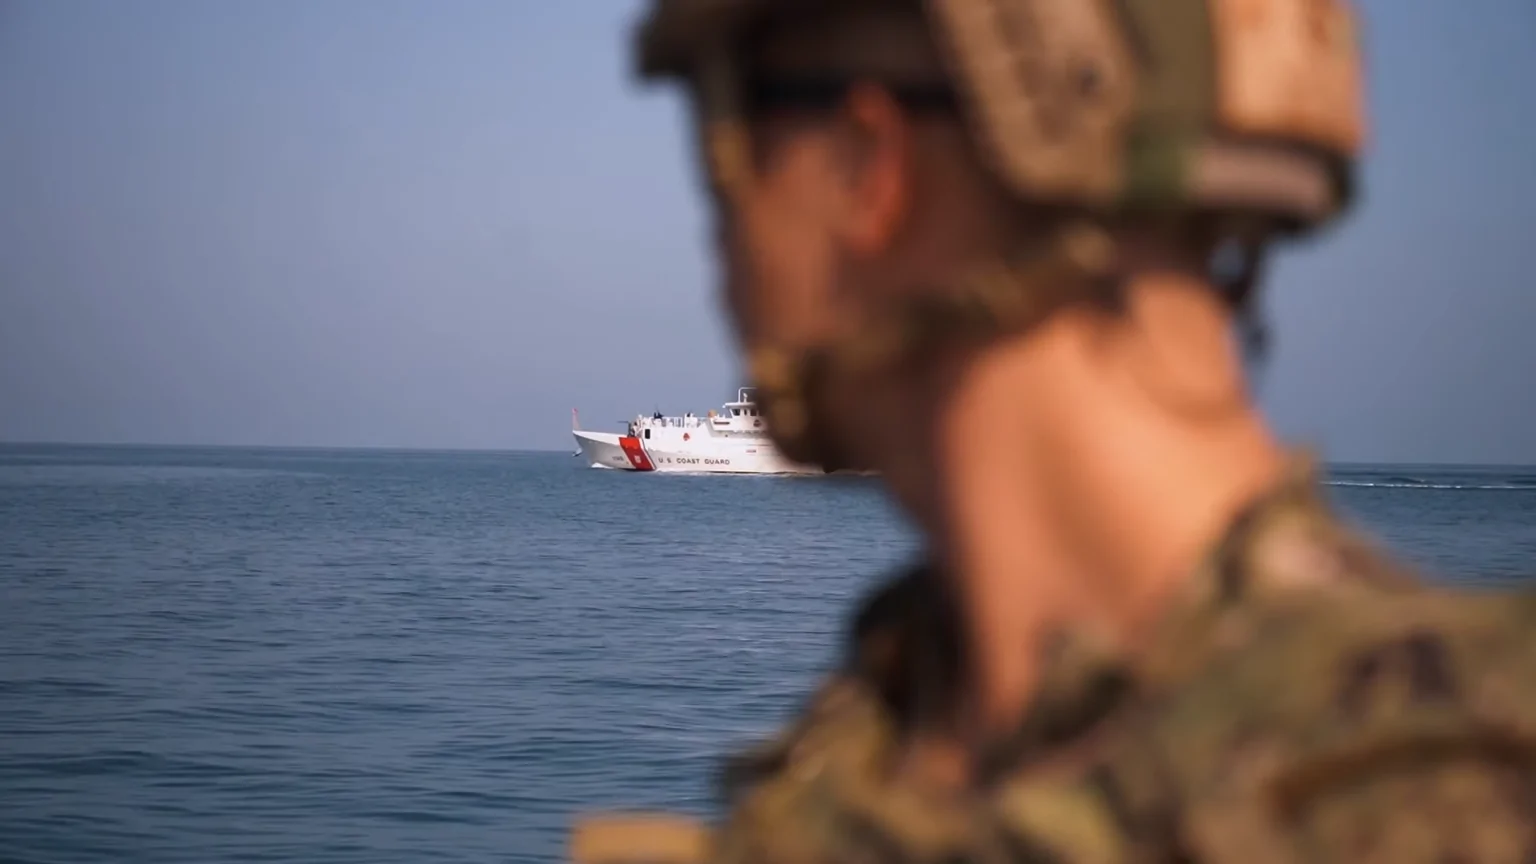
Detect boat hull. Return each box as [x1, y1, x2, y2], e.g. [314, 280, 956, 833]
[574, 430, 654, 471]
[643, 446, 818, 475]
[572, 429, 819, 475]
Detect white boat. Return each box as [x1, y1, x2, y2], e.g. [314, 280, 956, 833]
[572, 387, 822, 475]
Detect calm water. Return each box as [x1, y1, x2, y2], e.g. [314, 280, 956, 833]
[2, 445, 1533, 863]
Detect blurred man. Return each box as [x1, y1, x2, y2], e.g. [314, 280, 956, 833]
[572, 1, 1536, 861]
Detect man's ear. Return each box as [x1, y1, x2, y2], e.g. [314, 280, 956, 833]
[835, 83, 911, 256]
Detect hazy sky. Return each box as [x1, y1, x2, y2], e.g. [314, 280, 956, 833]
[1, 0, 1532, 461]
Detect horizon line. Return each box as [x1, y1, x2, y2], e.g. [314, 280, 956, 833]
[0, 439, 567, 456]
[0, 440, 1531, 469]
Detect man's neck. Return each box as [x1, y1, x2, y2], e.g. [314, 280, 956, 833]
[912, 275, 1286, 745]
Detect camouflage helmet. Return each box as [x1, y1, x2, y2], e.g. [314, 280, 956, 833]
[635, 0, 1365, 233]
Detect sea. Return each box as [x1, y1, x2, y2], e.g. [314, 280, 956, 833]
[1, 444, 1533, 864]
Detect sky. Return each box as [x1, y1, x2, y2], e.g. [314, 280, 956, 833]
[0, 0, 1532, 462]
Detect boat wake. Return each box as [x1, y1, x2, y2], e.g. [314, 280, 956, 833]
[1326, 472, 1536, 492]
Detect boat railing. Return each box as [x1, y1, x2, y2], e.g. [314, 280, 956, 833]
[637, 415, 707, 429]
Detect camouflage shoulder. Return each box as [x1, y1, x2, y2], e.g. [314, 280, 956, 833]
[1143, 583, 1536, 863]
[719, 680, 1132, 864]
[717, 670, 1120, 864]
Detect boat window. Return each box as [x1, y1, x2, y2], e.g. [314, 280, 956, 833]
[644, 429, 651, 439]
[732, 408, 741, 416]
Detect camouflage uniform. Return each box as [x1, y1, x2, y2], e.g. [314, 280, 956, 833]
[572, 0, 1536, 861]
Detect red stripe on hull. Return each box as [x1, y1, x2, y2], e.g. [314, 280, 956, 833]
[618, 436, 655, 471]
